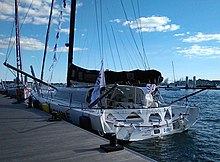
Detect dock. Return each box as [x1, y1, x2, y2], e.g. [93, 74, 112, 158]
[0, 94, 155, 162]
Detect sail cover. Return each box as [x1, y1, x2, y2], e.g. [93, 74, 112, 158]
[70, 64, 163, 84]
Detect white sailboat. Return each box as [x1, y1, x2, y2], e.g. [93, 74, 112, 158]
[37, 69, 199, 141]
[29, 0, 200, 141]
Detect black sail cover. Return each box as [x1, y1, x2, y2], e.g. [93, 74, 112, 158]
[70, 64, 163, 85]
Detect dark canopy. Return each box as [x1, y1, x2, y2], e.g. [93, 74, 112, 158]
[70, 64, 163, 85]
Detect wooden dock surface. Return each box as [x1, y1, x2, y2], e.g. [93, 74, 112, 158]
[0, 94, 155, 162]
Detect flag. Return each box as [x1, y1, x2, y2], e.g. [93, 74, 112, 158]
[90, 61, 106, 105]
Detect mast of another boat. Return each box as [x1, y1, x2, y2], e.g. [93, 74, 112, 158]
[40, 0, 55, 81]
[66, 0, 77, 87]
[14, 0, 23, 85]
[172, 61, 176, 83]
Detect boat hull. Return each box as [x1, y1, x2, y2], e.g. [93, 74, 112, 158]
[31, 86, 199, 141]
[47, 101, 199, 141]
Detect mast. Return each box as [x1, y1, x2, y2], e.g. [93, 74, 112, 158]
[14, 0, 23, 85]
[67, 0, 77, 87]
[41, 0, 55, 81]
[172, 61, 176, 83]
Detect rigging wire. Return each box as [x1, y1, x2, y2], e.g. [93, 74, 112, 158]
[105, 24, 116, 71]
[136, 0, 150, 69]
[99, 0, 104, 60]
[111, 25, 123, 70]
[124, 33, 142, 67]
[77, 30, 89, 66]
[117, 34, 135, 70]
[94, 0, 102, 59]
[5, 0, 34, 63]
[120, 0, 147, 70]
[8, 68, 17, 78]
[5, 23, 15, 63]
[131, 0, 150, 70]
[48, 0, 65, 83]
[105, 5, 138, 71]
[5, 0, 34, 83]
[20, 0, 33, 29]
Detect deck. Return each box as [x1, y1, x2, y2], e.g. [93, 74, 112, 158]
[0, 94, 155, 162]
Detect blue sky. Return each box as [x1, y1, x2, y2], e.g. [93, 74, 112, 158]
[1, 0, 220, 83]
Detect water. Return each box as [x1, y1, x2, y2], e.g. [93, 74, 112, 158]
[126, 89, 220, 162]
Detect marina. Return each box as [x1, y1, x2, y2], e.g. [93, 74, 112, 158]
[0, 94, 155, 162]
[1, 0, 220, 161]
[2, 0, 200, 142]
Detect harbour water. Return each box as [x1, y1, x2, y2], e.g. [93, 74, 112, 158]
[126, 89, 220, 162]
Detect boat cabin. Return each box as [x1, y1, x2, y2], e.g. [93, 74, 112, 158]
[86, 85, 160, 109]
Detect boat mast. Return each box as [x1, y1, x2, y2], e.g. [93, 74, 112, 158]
[40, 0, 55, 81]
[67, 0, 77, 87]
[14, 0, 23, 85]
[172, 61, 176, 83]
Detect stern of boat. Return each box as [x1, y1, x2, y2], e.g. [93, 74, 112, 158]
[102, 106, 175, 141]
[171, 105, 200, 132]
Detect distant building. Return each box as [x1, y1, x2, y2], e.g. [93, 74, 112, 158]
[160, 77, 220, 88]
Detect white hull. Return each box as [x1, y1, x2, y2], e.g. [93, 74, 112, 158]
[32, 85, 199, 141]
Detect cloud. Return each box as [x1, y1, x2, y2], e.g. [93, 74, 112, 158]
[174, 33, 185, 37]
[74, 47, 88, 52]
[123, 16, 180, 32]
[51, 46, 88, 53]
[110, 19, 121, 23]
[0, 0, 70, 25]
[0, 38, 13, 49]
[54, 46, 68, 53]
[177, 44, 220, 58]
[183, 32, 220, 43]
[0, 37, 44, 51]
[20, 37, 45, 50]
[60, 28, 69, 34]
[174, 32, 190, 37]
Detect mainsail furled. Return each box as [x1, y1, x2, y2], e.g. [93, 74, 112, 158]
[70, 64, 163, 85]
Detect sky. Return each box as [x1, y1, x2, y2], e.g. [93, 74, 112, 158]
[1, 0, 220, 83]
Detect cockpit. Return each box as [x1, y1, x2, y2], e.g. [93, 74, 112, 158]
[86, 84, 160, 109]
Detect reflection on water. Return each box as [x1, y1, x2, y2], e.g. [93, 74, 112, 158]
[126, 89, 220, 162]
